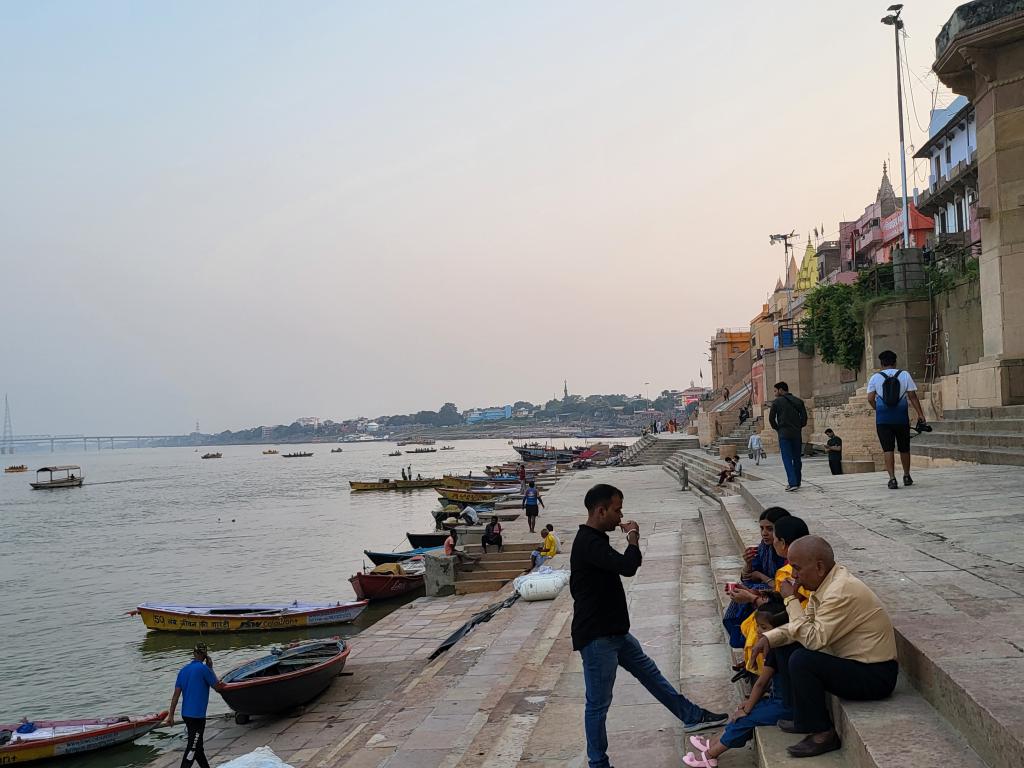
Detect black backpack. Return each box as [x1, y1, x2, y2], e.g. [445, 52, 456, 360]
[880, 370, 903, 407]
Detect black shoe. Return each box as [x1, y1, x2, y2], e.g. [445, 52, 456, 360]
[786, 731, 842, 758]
[887, 478, 899, 490]
[903, 474, 913, 487]
[777, 720, 812, 734]
[684, 710, 729, 733]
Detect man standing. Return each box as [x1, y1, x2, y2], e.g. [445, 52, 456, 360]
[867, 350, 926, 490]
[747, 431, 764, 466]
[518, 463, 527, 495]
[522, 480, 544, 533]
[751, 536, 898, 758]
[768, 382, 807, 492]
[164, 644, 219, 768]
[824, 429, 843, 475]
[571, 484, 726, 768]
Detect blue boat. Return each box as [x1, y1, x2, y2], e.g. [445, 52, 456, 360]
[364, 546, 443, 566]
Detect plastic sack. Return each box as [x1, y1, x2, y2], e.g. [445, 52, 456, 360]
[217, 747, 294, 768]
[513, 567, 570, 601]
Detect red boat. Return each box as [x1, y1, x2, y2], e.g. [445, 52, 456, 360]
[349, 560, 425, 601]
[0, 713, 166, 764]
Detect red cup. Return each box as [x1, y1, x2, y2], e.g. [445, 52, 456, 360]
[726, 582, 738, 593]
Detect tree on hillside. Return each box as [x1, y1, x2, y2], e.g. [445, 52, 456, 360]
[437, 402, 461, 426]
[513, 401, 534, 410]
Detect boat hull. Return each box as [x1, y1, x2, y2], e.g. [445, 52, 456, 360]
[406, 532, 448, 548]
[29, 478, 83, 489]
[134, 601, 367, 633]
[217, 645, 349, 716]
[349, 479, 442, 491]
[349, 572, 425, 601]
[435, 488, 503, 504]
[363, 547, 442, 566]
[0, 714, 165, 764]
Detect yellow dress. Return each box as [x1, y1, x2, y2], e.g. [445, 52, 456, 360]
[742, 565, 810, 673]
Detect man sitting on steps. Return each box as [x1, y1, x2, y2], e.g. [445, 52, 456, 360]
[751, 536, 898, 758]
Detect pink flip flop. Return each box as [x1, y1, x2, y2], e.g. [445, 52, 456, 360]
[683, 751, 717, 768]
[689, 735, 712, 753]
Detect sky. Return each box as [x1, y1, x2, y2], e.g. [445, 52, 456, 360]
[1, 1, 964, 435]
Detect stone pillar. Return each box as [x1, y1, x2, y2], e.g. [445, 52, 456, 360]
[935, 4, 1024, 405]
[424, 552, 455, 597]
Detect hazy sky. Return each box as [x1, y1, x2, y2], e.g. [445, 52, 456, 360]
[2, 1, 962, 434]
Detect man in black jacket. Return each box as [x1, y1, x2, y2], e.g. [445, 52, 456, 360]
[571, 484, 727, 768]
[768, 381, 808, 492]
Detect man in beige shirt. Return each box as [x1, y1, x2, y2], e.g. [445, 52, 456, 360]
[751, 536, 898, 758]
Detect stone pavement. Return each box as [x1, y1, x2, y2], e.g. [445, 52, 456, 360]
[150, 467, 752, 768]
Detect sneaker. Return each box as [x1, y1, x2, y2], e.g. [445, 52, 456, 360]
[903, 474, 913, 487]
[784, 485, 798, 492]
[887, 478, 899, 490]
[684, 710, 729, 733]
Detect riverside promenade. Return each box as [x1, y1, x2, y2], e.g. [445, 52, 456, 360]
[150, 465, 749, 768]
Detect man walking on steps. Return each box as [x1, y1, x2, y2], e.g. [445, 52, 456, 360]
[571, 483, 727, 768]
[164, 643, 219, 768]
[769, 382, 807, 492]
[867, 350, 926, 490]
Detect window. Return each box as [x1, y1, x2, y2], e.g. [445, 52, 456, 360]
[933, 156, 941, 185]
[945, 145, 952, 167]
[956, 199, 965, 232]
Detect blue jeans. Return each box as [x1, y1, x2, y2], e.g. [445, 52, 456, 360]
[580, 633, 704, 768]
[778, 437, 802, 487]
[719, 696, 792, 748]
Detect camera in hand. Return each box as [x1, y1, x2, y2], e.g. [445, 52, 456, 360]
[914, 419, 932, 433]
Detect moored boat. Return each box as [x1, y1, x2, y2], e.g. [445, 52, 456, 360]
[0, 713, 166, 764]
[349, 478, 443, 491]
[363, 546, 442, 566]
[29, 466, 83, 489]
[4, 464, 28, 473]
[435, 487, 505, 504]
[440, 476, 519, 492]
[131, 600, 368, 633]
[349, 560, 425, 601]
[217, 638, 349, 723]
[201, 453, 222, 459]
[282, 452, 313, 458]
[406, 531, 448, 548]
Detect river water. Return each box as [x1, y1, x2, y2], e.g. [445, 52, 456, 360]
[0, 438, 584, 767]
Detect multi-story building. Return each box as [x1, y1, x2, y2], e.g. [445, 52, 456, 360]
[465, 405, 513, 424]
[709, 328, 751, 392]
[880, 202, 934, 261]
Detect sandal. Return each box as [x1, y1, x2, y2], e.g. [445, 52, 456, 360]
[689, 735, 712, 753]
[682, 751, 717, 768]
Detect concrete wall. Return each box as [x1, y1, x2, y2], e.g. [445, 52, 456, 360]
[936, 280, 983, 375]
[863, 298, 931, 379]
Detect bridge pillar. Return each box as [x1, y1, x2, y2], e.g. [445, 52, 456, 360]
[83, 438, 87, 451]
[50, 439, 54, 453]
[137, 437, 141, 448]
[110, 437, 114, 449]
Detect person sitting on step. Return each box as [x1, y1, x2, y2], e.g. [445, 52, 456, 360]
[717, 457, 737, 487]
[722, 506, 790, 647]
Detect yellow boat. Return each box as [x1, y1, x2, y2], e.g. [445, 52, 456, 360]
[435, 487, 507, 504]
[349, 478, 444, 491]
[131, 600, 367, 633]
[4, 464, 28, 473]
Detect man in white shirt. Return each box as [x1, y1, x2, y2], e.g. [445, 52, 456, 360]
[866, 350, 926, 490]
[747, 433, 764, 465]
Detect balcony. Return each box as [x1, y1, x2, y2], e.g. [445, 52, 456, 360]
[918, 151, 978, 216]
[856, 225, 882, 252]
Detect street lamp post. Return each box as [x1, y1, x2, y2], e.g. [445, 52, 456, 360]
[882, 4, 911, 248]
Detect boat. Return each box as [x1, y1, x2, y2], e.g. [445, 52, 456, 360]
[348, 478, 443, 491]
[513, 444, 584, 462]
[439, 446, 455, 451]
[406, 447, 436, 454]
[130, 600, 368, 633]
[217, 638, 349, 724]
[363, 546, 442, 566]
[330, 448, 344, 453]
[349, 559, 426, 601]
[435, 487, 507, 504]
[0, 713, 166, 764]
[282, 452, 313, 458]
[406, 531, 448, 548]
[201, 453, 222, 459]
[4, 465, 28, 473]
[397, 439, 435, 446]
[29, 466, 83, 490]
[262, 449, 279, 455]
[387, 451, 402, 457]
[441, 476, 519, 492]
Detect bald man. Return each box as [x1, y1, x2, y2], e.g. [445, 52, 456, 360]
[750, 536, 897, 758]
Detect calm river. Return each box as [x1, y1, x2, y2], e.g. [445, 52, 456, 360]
[0, 438, 590, 768]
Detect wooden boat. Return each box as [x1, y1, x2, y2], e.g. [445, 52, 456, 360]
[29, 466, 83, 490]
[440, 477, 519, 492]
[406, 447, 436, 454]
[387, 451, 402, 457]
[435, 488, 506, 504]
[349, 559, 426, 601]
[217, 638, 349, 723]
[363, 546, 442, 566]
[349, 478, 443, 491]
[262, 449, 279, 455]
[439, 446, 455, 451]
[406, 531, 448, 548]
[282, 452, 313, 458]
[4, 465, 28, 473]
[330, 448, 344, 453]
[201, 453, 222, 459]
[0, 713, 166, 764]
[131, 600, 368, 633]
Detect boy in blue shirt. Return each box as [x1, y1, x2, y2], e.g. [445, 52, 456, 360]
[165, 643, 219, 768]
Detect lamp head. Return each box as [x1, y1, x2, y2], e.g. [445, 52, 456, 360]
[887, 4, 903, 11]
[881, 15, 896, 25]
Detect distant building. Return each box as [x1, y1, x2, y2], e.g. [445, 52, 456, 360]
[261, 426, 272, 440]
[365, 422, 380, 433]
[465, 405, 513, 424]
[295, 417, 320, 429]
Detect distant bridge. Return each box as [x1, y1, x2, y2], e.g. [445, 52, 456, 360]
[0, 434, 190, 454]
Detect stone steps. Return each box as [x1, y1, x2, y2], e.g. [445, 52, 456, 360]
[912, 443, 1024, 466]
[713, 492, 995, 768]
[621, 435, 698, 465]
[663, 450, 748, 497]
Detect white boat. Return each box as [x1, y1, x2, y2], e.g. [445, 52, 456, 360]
[30, 466, 83, 490]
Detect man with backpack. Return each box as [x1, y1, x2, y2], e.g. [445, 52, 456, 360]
[769, 382, 808, 492]
[867, 350, 926, 490]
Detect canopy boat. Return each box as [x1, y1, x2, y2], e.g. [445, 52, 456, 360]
[349, 478, 442, 491]
[349, 559, 425, 601]
[282, 452, 313, 458]
[387, 451, 402, 457]
[0, 713, 166, 764]
[406, 531, 449, 548]
[217, 638, 349, 724]
[262, 450, 279, 455]
[29, 466, 83, 490]
[406, 447, 436, 454]
[330, 448, 344, 453]
[363, 546, 442, 566]
[4, 465, 28, 473]
[131, 600, 367, 633]
[513, 444, 584, 462]
[201, 453, 222, 459]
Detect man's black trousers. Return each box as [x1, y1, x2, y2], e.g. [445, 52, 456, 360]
[774, 644, 898, 732]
